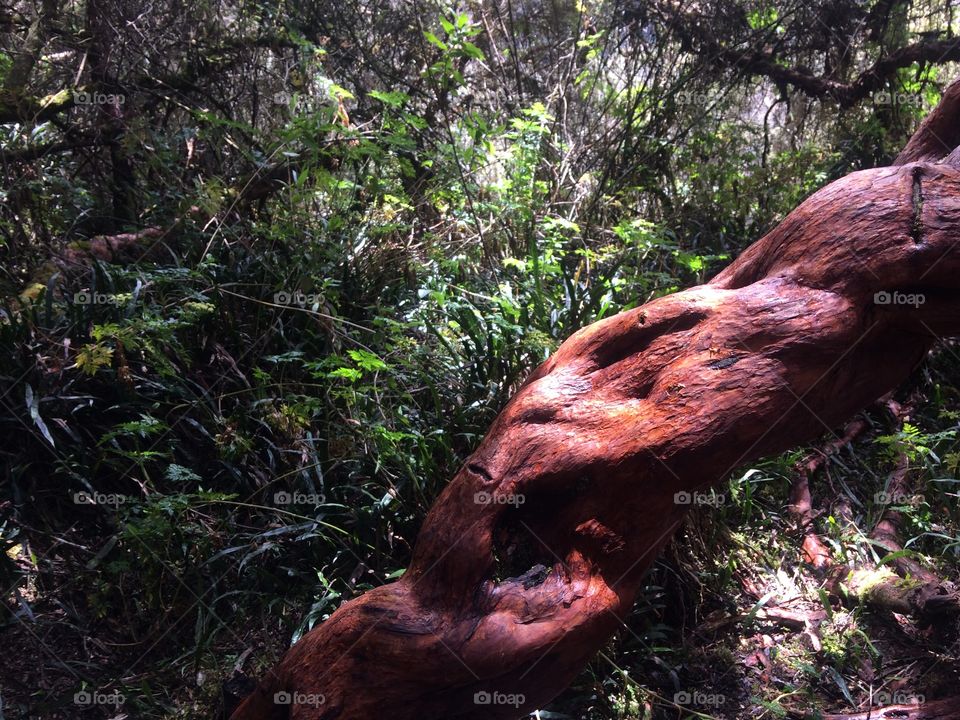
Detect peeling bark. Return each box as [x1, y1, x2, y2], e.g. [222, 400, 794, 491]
[231, 81, 960, 720]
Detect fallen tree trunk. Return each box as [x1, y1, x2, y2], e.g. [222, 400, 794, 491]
[231, 80, 960, 720]
[819, 695, 960, 720]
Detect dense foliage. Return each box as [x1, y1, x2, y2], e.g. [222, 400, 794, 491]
[3, 1, 960, 717]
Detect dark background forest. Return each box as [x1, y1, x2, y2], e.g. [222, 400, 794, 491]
[3, 0, 960, 717]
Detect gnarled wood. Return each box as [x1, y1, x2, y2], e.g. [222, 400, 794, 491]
[231, 82, 960, 720]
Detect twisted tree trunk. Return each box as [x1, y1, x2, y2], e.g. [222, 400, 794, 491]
[231, 81, 960, 720]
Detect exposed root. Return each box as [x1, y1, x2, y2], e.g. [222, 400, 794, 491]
[789, 416, 872, 568]
[818, 694, 960, 720]
[837, 396, 960, 622]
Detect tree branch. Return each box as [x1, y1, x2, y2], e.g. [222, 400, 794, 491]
[657, 2, 960, 106]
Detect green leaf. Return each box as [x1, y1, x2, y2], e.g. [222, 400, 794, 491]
[824, 666, 855, 707]
[329, 367, 362, 382]
[423, 31, 447, 50]
[328, 83, 354, 100]
[369, 90, 408, 107]
[165, 464, 202, 484]
[744, 589, 777, 623]
[462, 42, 485, 61]
[817, 587, 833, 621]
[75, 343, 114, 376]
[877, 548, 921, 567]
[347, 349, 389, 372]
[100, 415, 167, 444]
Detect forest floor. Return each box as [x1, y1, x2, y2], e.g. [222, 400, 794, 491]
[5, 494, 959, 720]
[543, 411, 960, 720]
[5, 352, 960, 720]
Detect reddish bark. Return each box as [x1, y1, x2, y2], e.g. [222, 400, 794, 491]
[789, 416, 871, 568]
[869, 398, 930, 581]
[231, 81, 960, 720]
[820, 695, 960, 720]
